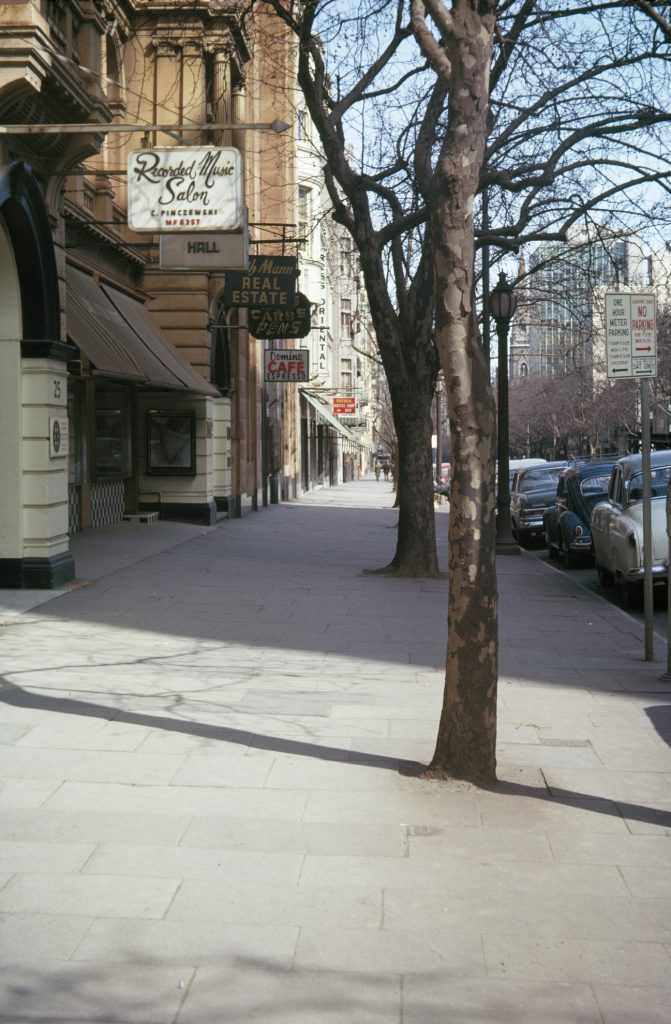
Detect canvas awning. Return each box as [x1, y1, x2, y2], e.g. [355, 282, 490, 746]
[302, 391, 358, 442]
[66, 264, 218, 395]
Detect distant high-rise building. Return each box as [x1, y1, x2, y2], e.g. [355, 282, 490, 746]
[511, 231, 637, 385]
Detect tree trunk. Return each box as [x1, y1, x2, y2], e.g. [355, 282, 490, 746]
[418, 1, 499, 782]
[383, 380, 438, 576]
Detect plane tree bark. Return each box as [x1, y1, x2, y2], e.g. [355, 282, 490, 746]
[410, 0, 498, 780]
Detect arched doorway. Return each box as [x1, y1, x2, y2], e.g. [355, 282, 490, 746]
[0, 161, 75, 587]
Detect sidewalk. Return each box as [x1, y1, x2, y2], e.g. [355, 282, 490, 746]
[1, 478, 670, 1023]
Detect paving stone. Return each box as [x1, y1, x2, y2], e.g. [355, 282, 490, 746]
[484, 934, 671, 985]
[294, 925, 486, 975]
[167, 879, 382, 929]
[401, 976, 602, 1024]
[0, 961, 191, 1022]
[72, 918, 298, 967]
[176, 967, 402, 1024]
[0, 809, 190, 846]
[179, 817, 406, 856]
[0, 913, 92, 961]
[0, 840, 94, 875]
[0, 873, 179, 919]
[593, 984, 671, 1023]
[81, 843, 302, 884]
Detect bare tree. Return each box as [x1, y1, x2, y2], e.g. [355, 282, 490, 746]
[256, 0, 441, 576]
[255, 1, 671, 781]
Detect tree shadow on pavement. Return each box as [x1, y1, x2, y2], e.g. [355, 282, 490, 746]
[2, 676, 670, 831]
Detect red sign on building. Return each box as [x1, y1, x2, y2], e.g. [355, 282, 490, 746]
[333, 397, 356, 416]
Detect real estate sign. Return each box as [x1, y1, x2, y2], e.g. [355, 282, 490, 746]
[128, 147, 243, 232]
[605, 292, 657, 379]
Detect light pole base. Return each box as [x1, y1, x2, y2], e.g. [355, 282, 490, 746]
[496, 537, 521, 556]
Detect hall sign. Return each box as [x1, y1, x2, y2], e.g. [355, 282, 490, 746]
[127, 147, 243, 232]
[265, 349, 310, 382]
[223, 256, 299, 308]
[249, 292, 312, 339]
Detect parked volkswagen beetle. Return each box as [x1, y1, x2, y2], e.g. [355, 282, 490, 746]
[544, 459, 616, 566]
[590, 450, 671, 607]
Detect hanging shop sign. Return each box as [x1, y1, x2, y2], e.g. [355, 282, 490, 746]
[127, 147, 243, 233]
[265, 349, 310, 383]
[333, 397, 356, 416]
[248, 291, 312, 339]
[160, 209, 249, 269]
[223, 255, 299, 308]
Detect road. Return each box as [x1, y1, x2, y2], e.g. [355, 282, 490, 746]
[524, 540, 670, 644]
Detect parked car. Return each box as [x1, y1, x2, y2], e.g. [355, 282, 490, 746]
[506, 457, 547, 490]
[434, 462, 451, 496]
[544, 459, 616, 566]
[590, 450, 671, 607]
[510, 461, 567, 546]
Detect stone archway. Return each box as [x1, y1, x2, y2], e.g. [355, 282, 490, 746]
[0, 161, 74, 587]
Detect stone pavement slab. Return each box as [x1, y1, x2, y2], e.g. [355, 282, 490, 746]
[0, 478, 670, 1022]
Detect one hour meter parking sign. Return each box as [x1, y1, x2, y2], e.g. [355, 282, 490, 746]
[606, 292, 657, 379]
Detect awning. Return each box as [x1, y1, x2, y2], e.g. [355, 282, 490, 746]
[66, 264, 218, 395]
[302, 392, 358, 442]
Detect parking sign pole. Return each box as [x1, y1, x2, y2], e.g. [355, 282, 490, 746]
[641, 379, 654, 661]
[663, 478, 671, 680]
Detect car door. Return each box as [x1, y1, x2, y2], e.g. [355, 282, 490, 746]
[592, 465, 625, 574]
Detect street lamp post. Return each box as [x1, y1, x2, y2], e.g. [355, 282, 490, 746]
[491, 271, 520, 555]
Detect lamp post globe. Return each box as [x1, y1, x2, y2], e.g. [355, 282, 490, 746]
[491, 272, 520, 555]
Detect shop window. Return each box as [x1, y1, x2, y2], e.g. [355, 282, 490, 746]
[95, 384, 131, 479]
[147, 410, 196, 476]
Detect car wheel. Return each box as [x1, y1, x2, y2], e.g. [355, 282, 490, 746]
[595, 559, 614, 587]
[620, 576, 643, 608]
[517, 529, 530, 548]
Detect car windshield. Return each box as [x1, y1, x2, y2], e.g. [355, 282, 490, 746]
[520, 468, 563, 492]
[579, 473, 611, 510]
[627, 465, 671, 501]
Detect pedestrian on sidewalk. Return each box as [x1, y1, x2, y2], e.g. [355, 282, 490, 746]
[383, 462, 390, 482]
[375, 462, 381, 480]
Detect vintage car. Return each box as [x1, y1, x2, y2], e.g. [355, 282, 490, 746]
[544, 460, 616, 567]
[510, 461, 567, 546]
[590, 450, 671, 607]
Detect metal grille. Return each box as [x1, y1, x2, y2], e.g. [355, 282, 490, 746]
[91, 480, 124, 527]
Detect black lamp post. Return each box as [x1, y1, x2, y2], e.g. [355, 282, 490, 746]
[490, 271, 520, 555]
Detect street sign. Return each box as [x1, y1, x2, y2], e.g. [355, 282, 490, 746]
[606, 292, 657, 379]
[264, 349, 310, 382]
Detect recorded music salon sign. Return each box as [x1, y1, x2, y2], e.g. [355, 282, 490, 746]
[128, 147, 243, 232]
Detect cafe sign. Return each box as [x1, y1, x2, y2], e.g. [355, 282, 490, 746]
[127, 147, 243, 233]
[265, 349, 310, 382]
